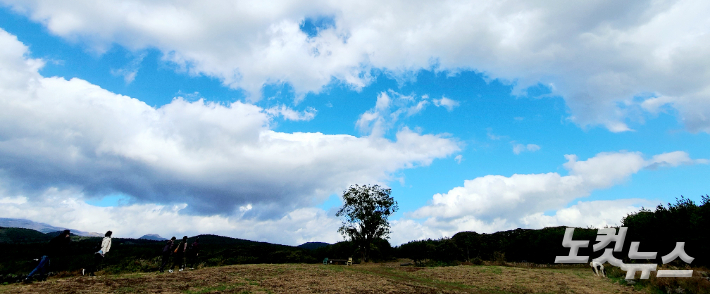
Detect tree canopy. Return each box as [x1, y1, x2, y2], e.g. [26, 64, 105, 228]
[336, 184, 398, 262]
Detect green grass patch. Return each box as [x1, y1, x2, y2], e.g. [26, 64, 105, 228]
[321, 264, 346, 272]
[477, 266, 503, 274]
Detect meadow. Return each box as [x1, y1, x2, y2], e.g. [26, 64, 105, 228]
[0, 262, 647, 294]
[2, 197, 708, 293]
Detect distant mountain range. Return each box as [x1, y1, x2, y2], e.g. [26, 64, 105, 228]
[0, 218, 103, 237]
[139, 234, 167, 241]
[0, 218, 334, 248]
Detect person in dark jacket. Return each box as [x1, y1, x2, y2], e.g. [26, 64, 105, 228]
[187, 237, 200, 269]
[159, 237, 176, 273]
[172, 236, 188, 272]
[25, 230, 71, 282]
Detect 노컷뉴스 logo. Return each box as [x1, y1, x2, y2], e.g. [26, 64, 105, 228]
[555, 227, 693, 279]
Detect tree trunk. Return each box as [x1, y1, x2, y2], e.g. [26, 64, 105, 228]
[363, 237, 371, 262]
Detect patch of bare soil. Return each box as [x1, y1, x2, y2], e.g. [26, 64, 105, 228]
[0, 263, 642, 294]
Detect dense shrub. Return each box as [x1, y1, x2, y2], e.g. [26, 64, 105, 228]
[621, 195, 709, 267]
[312, 238, 395, 263]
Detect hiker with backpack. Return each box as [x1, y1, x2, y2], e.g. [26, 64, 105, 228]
[85, 231, 112, 276]
[187, 236, 200, 269]
[25, 230, 71, 283]
[159, 237, 176, 273]
[172, 236, 188, 272]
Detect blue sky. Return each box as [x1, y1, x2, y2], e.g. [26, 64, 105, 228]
[0, 1, 708, 245]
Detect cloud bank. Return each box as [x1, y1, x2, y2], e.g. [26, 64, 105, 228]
[0, 187, 342, 245]
[3, 0, 710, 132]
[389, 151, 707, 243]
[0, 28, 460, 219]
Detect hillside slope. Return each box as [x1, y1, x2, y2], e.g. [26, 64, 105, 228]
[0, 227, 51, 243]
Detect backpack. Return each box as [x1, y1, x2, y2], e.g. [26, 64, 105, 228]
[162, 240, 173, 253]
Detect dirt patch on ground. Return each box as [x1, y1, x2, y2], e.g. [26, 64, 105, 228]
[0, 263, 642, 293]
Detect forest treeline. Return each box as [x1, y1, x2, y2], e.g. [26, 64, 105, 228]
[397, 195, 709, 267]
[1, 195, 707, 282]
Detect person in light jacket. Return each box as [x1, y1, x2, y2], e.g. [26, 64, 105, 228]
[87, 231, 112, 276]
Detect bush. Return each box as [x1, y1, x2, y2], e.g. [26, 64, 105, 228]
[605, 265, 710, 294]
[492, 251, 506, 265]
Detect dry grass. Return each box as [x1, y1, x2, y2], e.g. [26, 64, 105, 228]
[0, 262, 644, 294]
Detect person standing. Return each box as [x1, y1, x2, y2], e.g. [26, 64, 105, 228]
[25, 230, 71, 282]
[87, 231, 112, 276]
[173, 236, 188, 272]
[159, 237, 176, 273]
[187, 237, 200, 269]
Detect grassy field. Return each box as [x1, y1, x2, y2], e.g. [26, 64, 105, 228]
[0, 263, 644, 294]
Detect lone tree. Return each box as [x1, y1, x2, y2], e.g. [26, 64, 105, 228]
[336, 184, 398, 262]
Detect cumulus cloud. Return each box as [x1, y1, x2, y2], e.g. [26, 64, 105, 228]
[390, 198, 652, 245]
[3, 1, 710, 131]
[393, 151, 705, 244]
[0, 28, 460, 219]
[512, 143, 540, 155]
[646, 150, 710, 169]
[411, 151, 646, 220]
[519, 199, 651, 229]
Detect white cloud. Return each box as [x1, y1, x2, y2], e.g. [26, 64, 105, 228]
[265, 104, 317, 121]
[646, 150, 710, 169]
[356, 90, 431, 137]
[390, 198, 651, 245]
[640, 96, 676, 114]
[433, 96, 459, 111]
[519, 199, 651, 229]
[395, 151, 704, 244]
[0, 188, 342, 245]
[0, 28, 460, 219]
[390, 218, 441, 245]
[512, 143, 540, 154]
[4, 1, 710, 131]
[110, 53, 146, 84]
